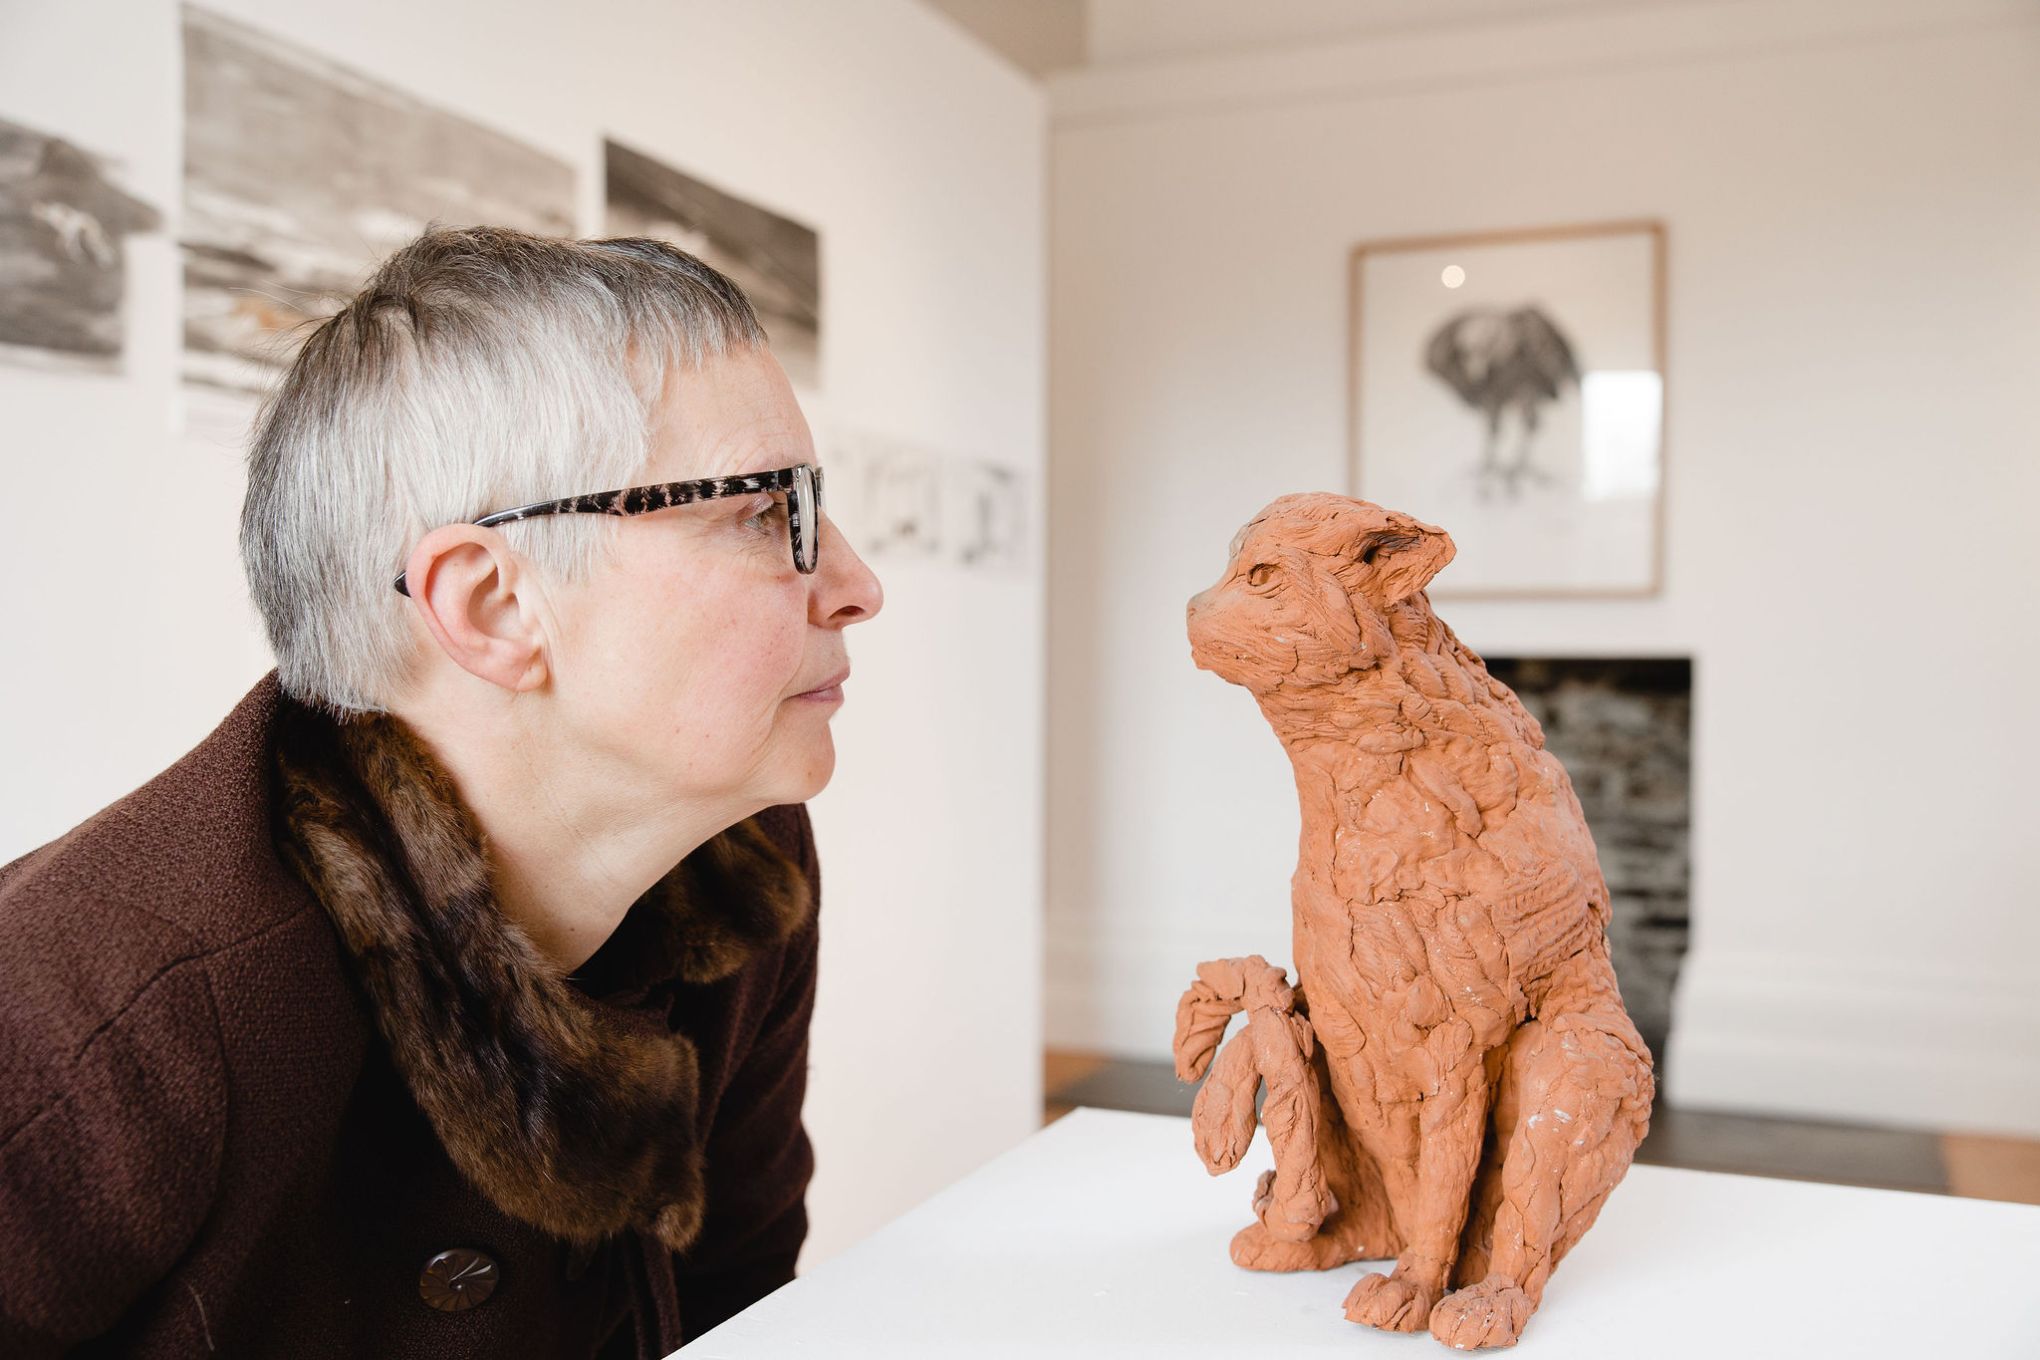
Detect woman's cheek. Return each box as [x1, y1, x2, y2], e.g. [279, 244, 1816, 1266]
[766, 576, 811, 682]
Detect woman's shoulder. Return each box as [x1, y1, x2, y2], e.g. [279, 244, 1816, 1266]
[0, 672, 368, 1159]
[0, 686, 372, 1339]
[1, 672, 317, 947]
[0, 780, 368, 1354]
[0, 832, 353, 1147]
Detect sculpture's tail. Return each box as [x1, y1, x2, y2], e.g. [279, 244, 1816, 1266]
[1172, 954, 1289, 1082]
[1173, 956, 1337, 1241]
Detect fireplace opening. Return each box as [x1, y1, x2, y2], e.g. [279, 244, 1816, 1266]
[1482, 655, 1692, 1086]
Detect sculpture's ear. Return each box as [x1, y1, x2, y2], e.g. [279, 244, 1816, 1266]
[1356, 522, 1456, 605]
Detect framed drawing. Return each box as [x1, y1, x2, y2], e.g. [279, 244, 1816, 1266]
[1348, 219, 1667, 598]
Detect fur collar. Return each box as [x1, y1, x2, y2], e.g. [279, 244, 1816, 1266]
[266, 695, 814, 1253]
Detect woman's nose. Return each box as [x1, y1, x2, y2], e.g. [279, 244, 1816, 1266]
[813, 512, 883, 626]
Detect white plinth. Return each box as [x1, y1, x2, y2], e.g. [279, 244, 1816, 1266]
[677, 1107, 2040, 1357]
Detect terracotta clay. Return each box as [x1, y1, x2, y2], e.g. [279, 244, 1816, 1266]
[1176, 494, 1655, 1351]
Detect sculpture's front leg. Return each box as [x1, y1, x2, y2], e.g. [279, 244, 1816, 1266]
[1342, 1068, 1490, 1333]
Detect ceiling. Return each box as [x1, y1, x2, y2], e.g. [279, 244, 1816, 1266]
[919, 0, 1711, 77]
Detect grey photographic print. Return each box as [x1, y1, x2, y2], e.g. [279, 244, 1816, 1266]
[603, 139, 821, 393]
[1423, 304, 1581, 500]
[0, 117, 161, 372]
[180, 6, 575, 395]
[946, 460, 1026, 570]
[811, 422, 1030, 573]
[851, 436, 945, 560]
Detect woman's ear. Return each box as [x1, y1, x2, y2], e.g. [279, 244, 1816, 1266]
[403, 525, 550, 694]
[1357, 522, 1456, 606]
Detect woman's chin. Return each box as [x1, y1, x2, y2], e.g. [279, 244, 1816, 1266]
[776, 733, 836, 804]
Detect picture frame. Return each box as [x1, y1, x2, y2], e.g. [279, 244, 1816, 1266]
[1348, 218, 1668, 599]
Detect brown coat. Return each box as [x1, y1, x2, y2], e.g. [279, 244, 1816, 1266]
[0, 673, 821, 1358]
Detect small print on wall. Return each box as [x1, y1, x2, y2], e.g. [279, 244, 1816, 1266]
[604, 139, 821, 395]
[813, 421, 1030, 573]
[1349, 219, 1667, 598]
[944, 460, 1026, 571]
[856, 440, 945, 561]
[0, 116, 161, 373]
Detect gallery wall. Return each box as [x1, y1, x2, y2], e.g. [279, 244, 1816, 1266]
[0, 0, 1046, 1265]
[1046, 0, 2040, 1135]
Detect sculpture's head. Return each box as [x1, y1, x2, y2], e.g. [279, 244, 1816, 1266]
[1186, 493, 1454, 701]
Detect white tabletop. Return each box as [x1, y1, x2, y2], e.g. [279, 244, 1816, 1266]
[678, 1107, 2040, 1358]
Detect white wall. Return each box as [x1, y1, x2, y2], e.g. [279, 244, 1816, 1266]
[1047, 0, 2040, 1136]
[0, 0, 1046, 1266]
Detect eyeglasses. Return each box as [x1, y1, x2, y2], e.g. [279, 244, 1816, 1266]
[393, 462, 823, 596]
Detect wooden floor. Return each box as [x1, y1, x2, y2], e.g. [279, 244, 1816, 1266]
[1043, 1050, 2040, 1206]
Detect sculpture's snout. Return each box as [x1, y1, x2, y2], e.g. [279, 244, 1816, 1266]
[1186, 586, 1220, 653]
[1187, 584, 1237, 679]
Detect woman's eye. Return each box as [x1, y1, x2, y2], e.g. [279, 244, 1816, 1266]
[1247, 563, 1276, 587]
[740, 494, 785, 531]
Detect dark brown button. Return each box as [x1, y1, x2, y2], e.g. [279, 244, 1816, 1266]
[419, 1247, 500, 1312]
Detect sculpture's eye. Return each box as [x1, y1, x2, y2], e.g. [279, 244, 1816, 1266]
[1247, 563, 1276, 587]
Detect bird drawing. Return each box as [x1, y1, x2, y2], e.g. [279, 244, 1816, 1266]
[1422, 306, 1580, 499]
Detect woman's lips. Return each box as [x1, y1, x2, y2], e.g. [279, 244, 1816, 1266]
[792, 667, 849, 702]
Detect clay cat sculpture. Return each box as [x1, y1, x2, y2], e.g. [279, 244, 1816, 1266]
[1175, 493, 1654, 1351]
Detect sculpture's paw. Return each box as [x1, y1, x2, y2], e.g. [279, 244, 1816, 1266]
[1229, 1220, 1360, 1273]
[1248, 1168, 1335, 1243]
[1342, 1270, 1435, 1332]
[1427, 1276, 1533, 1350]
[1232, 1223, 1330, 1280]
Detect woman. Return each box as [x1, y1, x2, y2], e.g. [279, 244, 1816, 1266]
[0, 226, 883, 1357]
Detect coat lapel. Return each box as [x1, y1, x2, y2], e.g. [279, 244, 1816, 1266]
[266, 695, 812, 1252]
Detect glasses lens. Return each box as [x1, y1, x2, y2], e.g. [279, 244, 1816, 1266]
[793, 464, 818, 573]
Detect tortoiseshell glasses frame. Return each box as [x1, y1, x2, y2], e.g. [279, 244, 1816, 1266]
[393, 462, 823, 596]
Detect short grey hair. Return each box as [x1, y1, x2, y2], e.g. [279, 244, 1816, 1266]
[241, 224, 768, 716]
